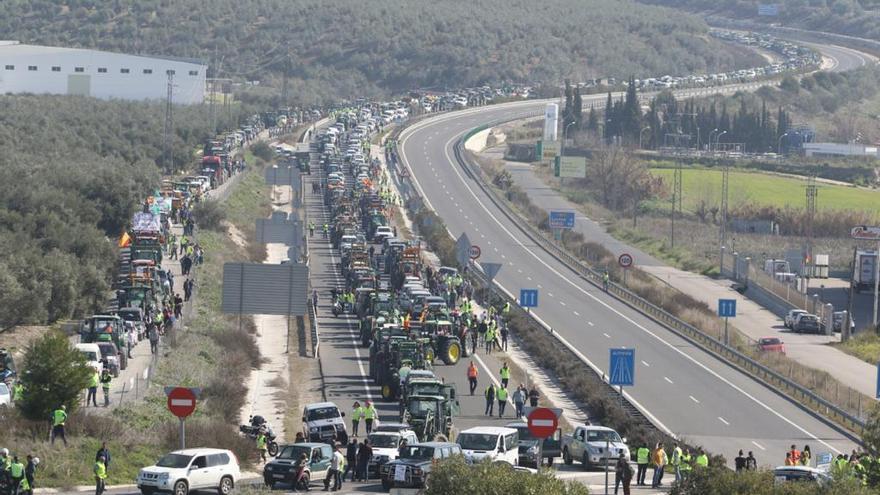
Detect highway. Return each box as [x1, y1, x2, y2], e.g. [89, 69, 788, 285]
[398, 98, 860, 465]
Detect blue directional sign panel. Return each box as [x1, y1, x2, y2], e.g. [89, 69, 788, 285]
[718, 299, 737, 318]
[609, 348, 635, 387]
[549, 210, 576, 230]
[520, 289, 539, 308]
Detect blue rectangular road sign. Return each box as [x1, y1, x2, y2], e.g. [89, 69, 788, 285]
[520, 289, 539, 308]
[549, 210, 576, 230]
[609, 348, 635, 386]
[718, 299, 737, 318]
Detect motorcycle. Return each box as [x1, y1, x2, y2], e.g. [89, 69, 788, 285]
[239, 415, 279, 457]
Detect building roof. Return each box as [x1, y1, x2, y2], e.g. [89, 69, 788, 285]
[0, 40, 206, 67]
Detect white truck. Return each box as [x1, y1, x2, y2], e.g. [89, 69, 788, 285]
[561, 425, 630, 470]
[854, 250, 877, 293]
[302, 402, 348, 444]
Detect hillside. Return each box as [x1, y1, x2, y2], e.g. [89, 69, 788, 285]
[0, 0, 763, 104]
[639, 0, 880, 40]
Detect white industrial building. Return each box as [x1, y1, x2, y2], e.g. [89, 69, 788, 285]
[803, 142, 879, 158]
[0, 41, 206, 104]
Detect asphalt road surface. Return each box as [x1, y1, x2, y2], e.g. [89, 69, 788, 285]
[398, 99, 860, 466]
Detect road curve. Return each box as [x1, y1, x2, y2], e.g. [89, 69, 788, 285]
[399, 99, 859, 465]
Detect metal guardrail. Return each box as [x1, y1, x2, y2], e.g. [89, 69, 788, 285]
[451, 124, 867, 434]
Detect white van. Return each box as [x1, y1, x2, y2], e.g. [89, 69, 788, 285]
[74, 343, 103, 374]
[457, 426, 519, 466]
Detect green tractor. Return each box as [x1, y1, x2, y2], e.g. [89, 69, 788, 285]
[413, 320, 462, 365]
[402, 393, 460, 442]
[379, 340, 431, 401]
[369, 332, 407, 383]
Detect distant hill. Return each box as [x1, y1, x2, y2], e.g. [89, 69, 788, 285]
[0, 0, 763, 104]
[639, 0, 880, 40]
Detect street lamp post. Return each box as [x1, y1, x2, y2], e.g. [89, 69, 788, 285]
[777, 132, 790, 156]
[639, 126, 651, 150]
[714, 130, 728, 154]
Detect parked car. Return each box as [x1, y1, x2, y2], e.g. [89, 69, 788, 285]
[379, 442, 461, 491]
[74, 343, 103, 374]
[785, 309, 807, 329]
[773, 466, 831, 484]
[263, 443, 331, 490]
[757, 337, 785, 354]
[793, 313, 821, 334]
[96, 342, 121, 377]
[302, 402, 347, 444]
[368, 429, 419, 475]
[0, 382, 10, 407]
[562, 425, 629, 470]
[832, 311, 856, 333]
[457, 426, 519, 466]
[505, 421, 562, 467]
[137, 448, 240, 495]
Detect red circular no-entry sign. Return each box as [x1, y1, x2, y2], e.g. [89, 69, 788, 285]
[527, 407, 559, 439]
[167, 387, 197, 418]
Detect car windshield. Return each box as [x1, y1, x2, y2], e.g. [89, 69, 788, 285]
[368, 434, 400, 448]
[400, 446, 435, 460]
[80, 351, 98, 361]
[0, 383, 8, 394]
[118, 311, 140, 322]
[156, 453, 193, 468]
[307, 407, 340, 421]
[277, 445, 312, 461]
[761, 338, 781, 345]
[410, 383, 442, 396]
[511, 426, 537, 441]
[458, 433, 499, 451]
[586, 430, 622, 443]
[408, 399, 437, 416]
[97, 345, 115, 357]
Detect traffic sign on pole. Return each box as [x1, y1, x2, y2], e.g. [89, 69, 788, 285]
[549, 210, 576, 230]
[609, 348, 635, 386]
[851, 226, 880, 240]
[482, 262, 503, 282]
[468, 245, 482, 260]
[618, 253, 634, 268]
[520, 289, 539, 308]
[718, 299, 737, 318]
[455, 233, 472, 267]
[527, 407, 559, 439]
[166, 387, 198, 418]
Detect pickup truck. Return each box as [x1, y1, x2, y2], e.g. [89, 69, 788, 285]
[561, 425, 630, 470]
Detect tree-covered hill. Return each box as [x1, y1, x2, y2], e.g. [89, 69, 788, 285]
[0, 0, 763, 103]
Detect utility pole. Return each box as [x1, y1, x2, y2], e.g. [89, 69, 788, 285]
[164, 71, 174, 176]
[281, 40, 290, 108]
[805, 176, 818, 281]
[720, 164, 729, 274]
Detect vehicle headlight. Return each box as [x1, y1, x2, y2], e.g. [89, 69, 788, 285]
[588, 446, 602, 454]
[309, 427, 318, 432]
[158, 473, 169, 481]
[527, 446, 539, 454]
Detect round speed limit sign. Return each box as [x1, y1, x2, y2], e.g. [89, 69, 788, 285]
[618, 253, 634, 268]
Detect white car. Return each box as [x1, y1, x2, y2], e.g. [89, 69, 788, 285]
[137, 448, 239, 495]
[302, 402, 348, 444]
[368, 430, 419, 473]
[0, 383, 10, 407]
[784, 309, 807, 329]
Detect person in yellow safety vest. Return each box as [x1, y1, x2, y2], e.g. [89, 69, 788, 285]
[695, 451, 709, 468]
[363, 401, 377, 434]
[50, 405, 68, 446]
[485, 324, 495, 355]
[502, 302, 510, 315]
[679, 449, 692, 479]
[0, 448, 10, 472]
[672, 443, 683, 481]
[9, 456, 24, 495]
[86, 370, 99, 407]
[499, 362, 511, 389]
[496, 385, 509, 418]
[256, 431, 268, 463]
[13, 381, 23, 402]
[352, 401, 364, 437]
[94, 455, 107, 495]
[635, 444, 650, 486]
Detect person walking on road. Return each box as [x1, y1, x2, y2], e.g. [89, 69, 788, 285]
[256, 431, 268, 463]
[86, 369, 99, 407]
[528, 387, 539, 407]
[94, 455, 107, 495]
[745, 451, 757, 470]
[351, 401, 364, 437]
[24, 455, 36, 495]
[466, 361, 478, 395]
[355, 439, 371, 482]
[651, 442, 667, 488]
[343, 438, 357, 482]
[484, 384, 496, 416]
[50, 406, 68, 446]
[615, 451, 633, 495]
[672, 443, 683, 482]
[363, 401, 377, 434]
[148, 324, 159, 354]
[499, 362, 511, 389]
[9, 456, 24, 495]
[470, 327, 478, 356]
[734, 450, 746, 472]
[800, 445, 811, 466]
[635, 443, 649, 486]
[500, 324, 509, 351]
[512, 385, 526, 418]
[496, 385, 509, 418]
[324, 444, 344, 491]
[100, 369, 112, 407]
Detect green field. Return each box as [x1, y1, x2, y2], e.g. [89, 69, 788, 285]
[649, 167, 880, 215]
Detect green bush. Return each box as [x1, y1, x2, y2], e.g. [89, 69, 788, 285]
[18, 330, 92, 420]
[191, 199, 228, 232]
[670, 466, 872, 495]
[426, 456, 590, 495]
[250, 141, 275, 162]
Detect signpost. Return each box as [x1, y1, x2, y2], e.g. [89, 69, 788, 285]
[482, 262, 503, 305]
[549, 210, 576, 230]
[519, 289, 539, 308]
[555, 156, 587, 178]
[618, 253, 633, 285]
[816, 452, 833, 471]
[527, 407, 559, 439]
[455, 233, 472, 267]
[166, 387, 199, 449]
[609, 348, 635, 387]
[718, 298, 737, 346]
[468, 245, 482, 260]
[852, 226, 880, 327]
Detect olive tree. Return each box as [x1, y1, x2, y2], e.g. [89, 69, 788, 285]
[18, 331, 92, 421]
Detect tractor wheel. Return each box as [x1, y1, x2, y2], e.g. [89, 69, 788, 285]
[441, 340, 461, 365]
[382, 384, 395, 401]
[425, 347, 435, 364]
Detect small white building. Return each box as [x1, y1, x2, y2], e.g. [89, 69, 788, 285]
[803, 142, 879, 158]
[0, 41, 206, 104]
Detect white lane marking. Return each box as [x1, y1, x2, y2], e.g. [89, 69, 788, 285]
[548, 292, 554, 297]
[689, 395, 700, 404]
[559, 301, 567, 307]
[603, 333, 611, 339]
[573, 311, 580, 316]
[664, 376, 674, 384]
[527, 276, 532, 281]
[752, 441, 766, 451]
[718, 417, 730, 426]
[517, 269, 523, 274]
[587, 322, 594, 327]
[641, 360, 650, 367]
[405, 125, 844, 454]
[494, 247, 498, 252]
